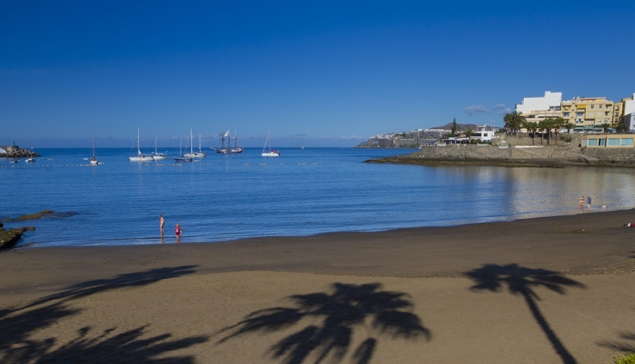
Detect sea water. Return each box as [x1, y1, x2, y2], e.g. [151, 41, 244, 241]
[2, 147, 635, 248]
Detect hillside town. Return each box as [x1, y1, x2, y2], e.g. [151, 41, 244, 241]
[358, 91, 635, 148]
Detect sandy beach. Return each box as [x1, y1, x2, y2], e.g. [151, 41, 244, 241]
[2, 209, 635, 363]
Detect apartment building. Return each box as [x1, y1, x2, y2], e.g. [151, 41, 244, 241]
[515, 91, 562, 114]
[617, 93, 635, 130]
[561, 97, 615, 127]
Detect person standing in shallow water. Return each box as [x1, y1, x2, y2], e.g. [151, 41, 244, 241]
[175, 223, 182, 243]
[587, 196, 592, 212]
[579, 196, 584, 211]
[159, 215, 165, 236]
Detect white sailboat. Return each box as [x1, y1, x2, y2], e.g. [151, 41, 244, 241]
[174, 137, 192, 162]
[184, 130, 206, 158]
[129, 127, 154, 161]
[151, 134, 167, 160]
[90, 130, 99, 165]
[25, 140, 35, 163]
[262, 131, 280, 157]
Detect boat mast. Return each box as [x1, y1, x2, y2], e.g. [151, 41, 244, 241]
[137, 127, 141, 156]
[199, 134, 202, 153]
[190, 129, 193, 154]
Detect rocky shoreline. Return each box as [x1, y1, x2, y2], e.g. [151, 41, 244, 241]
[365, 142, 635, 169]
[0, 222, 35, 250]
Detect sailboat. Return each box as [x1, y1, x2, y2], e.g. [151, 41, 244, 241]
[25, 140, 35, 163]
[151, 134, 167, 160]
[262, 131, 280, 157]
[184, 130, 207, 158]
[90, 130, 99, 165]
[129, 127, 154, 161]
[212, 129, 243, 154]
[174, 137, 192, 162]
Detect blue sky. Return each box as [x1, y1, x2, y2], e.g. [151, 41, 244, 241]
[1, 1, 634, 147]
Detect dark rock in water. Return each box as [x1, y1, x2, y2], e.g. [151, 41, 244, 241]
[3, 210, 78, 222]
[0, 226, 34, 250]
[14, 210, 54, 221]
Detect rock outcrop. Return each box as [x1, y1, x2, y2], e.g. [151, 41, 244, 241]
[0, 222, 35, 250]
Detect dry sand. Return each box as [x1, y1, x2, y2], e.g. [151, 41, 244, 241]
[2, 209, 635, 363]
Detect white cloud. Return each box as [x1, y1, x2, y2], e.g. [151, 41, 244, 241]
[464, 105, 490, 116]
[493, 104, 512, 115]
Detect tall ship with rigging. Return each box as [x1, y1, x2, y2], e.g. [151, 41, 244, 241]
[212, 129, 243, 154]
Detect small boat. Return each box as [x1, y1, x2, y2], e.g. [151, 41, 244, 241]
[25, 140, 36, 162]
[212, 129, 243, 154]
[129, 127, 154, 162]
[89, 129, 99, 165]
[184, 130, 207, 158]
[174, 137, 192, 162]
[262, 131, 280, 157]
[10, 160, 19, 164]
[151, 134, 167, 160]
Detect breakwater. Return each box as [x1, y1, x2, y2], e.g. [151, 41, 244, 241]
[0, 145, 40, 158]
[366, 143, 635, 168]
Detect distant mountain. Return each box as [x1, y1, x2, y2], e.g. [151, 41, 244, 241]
[430, 123, 480, 131]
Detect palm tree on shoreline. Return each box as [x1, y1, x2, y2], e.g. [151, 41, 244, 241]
[523, 121, 539, 145]
[504, 112, 526, 135]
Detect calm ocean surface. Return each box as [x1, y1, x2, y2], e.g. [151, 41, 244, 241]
[2, 147, 635, 248]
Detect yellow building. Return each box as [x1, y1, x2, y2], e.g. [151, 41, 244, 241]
[560, 97, 615, 127]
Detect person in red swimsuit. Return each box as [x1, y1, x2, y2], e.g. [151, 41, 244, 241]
[175, 223, 183, 243]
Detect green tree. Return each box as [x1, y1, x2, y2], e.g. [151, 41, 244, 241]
[600, 123, 611, 133]
[542, 118, 556, 145]
[523, 121, 539, 145]
[564, 122, 574, 134]
[465, 128, 474, 138]
[451, 118, 458, 136]
[553, 117, 565, 145]
[504, 112, 526, 135]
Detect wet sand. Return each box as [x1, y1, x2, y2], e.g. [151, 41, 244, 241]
[2, 209, 635, 363]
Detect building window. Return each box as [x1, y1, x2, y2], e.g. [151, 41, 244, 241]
[621, 138, 634, 146]
[599, 139, 606, 146]
[599, 104, 603, 108]
[604, 119, 609, 123]
[564, 112, 570, 117]
[608, 138, 619, 146]
[588, 139, 598, 146]
[576, 112, 584, 117]
[591, 104, 594, 109]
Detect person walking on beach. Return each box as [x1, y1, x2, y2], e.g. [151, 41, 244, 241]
[159, 214, 165, 236]
[175, 223, 182, 243]
[587, 196, 592, 211]
[579, 196, 584, 211]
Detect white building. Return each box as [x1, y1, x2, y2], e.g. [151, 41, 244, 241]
[623, 93, 635, 132]
[515, 91, 562, 115]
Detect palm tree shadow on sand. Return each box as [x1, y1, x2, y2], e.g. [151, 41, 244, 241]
[0, 266, 208, 363]
[464, 264, 586, 364]
[216, 282, 431, 364]
[598, 308, 635, 354]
